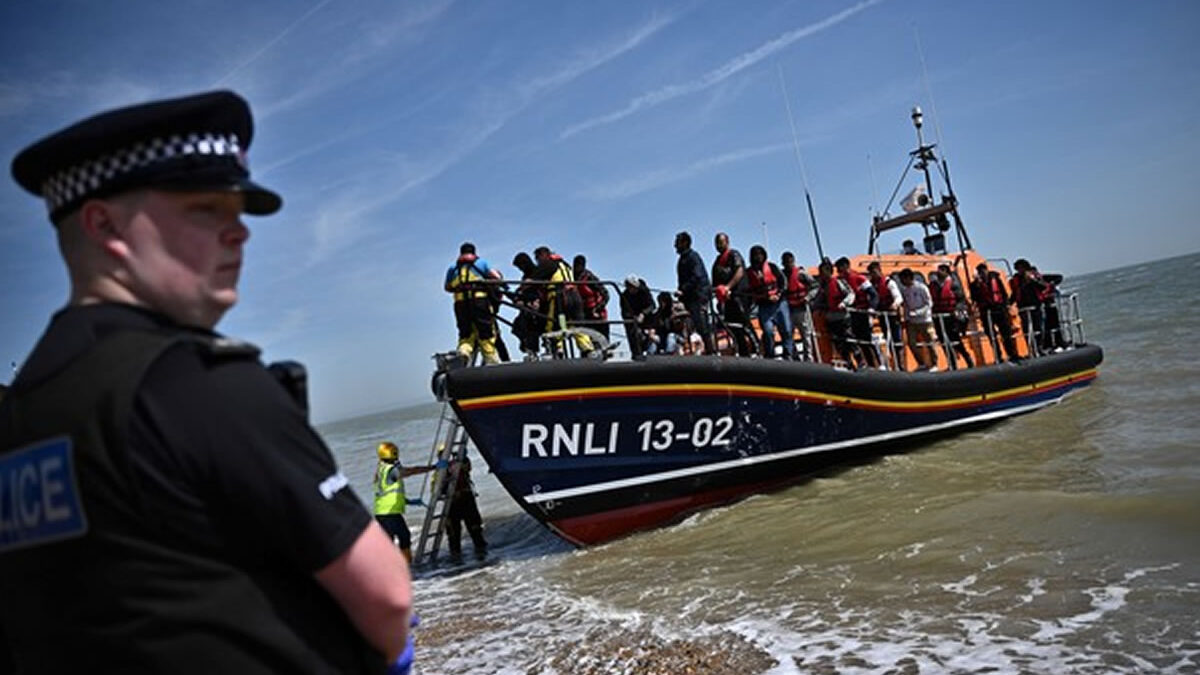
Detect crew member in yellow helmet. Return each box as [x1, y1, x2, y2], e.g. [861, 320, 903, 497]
[374, 441, 439, 562]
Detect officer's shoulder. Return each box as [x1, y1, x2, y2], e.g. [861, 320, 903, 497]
[174, 334, 262, 362]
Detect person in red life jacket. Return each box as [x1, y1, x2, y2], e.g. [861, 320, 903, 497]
[711, 232, 755, 356]
[835, 257, 880, 368]
[816, 259, 862, 369]
[1030, 264, 1069, 352]
[746, 245, 795, 359]
[781, 251, 818, 361]
[1010, 258, 1047, 356]
[573, 254, 610, 341]
[868, 261, 906, 371]
[510, 252, 544, 359]
[929, 264, 975, 369]
[445, 242, 503, 365]
[969, 262, 1021, 363]
[619, 275, 656, 356]
[533, 246, 594, 357]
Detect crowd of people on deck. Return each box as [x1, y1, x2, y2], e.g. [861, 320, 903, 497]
[444, 232, 1072, 372]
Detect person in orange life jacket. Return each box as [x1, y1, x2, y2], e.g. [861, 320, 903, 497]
[674, 231, 716, 354]
[533, 246, 595, 356]
[835, 257, 880, 368]
[746, 245, 795, 359]
[373, 442, 440, 563]
[2, 90, 413, 673]
[510, 252, 544, 359]
[1031, 264, 1068, 352]
[781, 251, 818, 361]
[445, 242, 503, 364]
[816, 259, 862, 369]
[441, 456, 487, 562]
[573, 254, 610, 341]
[711, 232, 755, 357]
[898, 267, 938, 371]
[868, 261, 907, 371]
[930, 264, 974, 369]
[620, 275, 656, 356]
[969, 262, 1021, 363]
[1010, 258, 1048, 356]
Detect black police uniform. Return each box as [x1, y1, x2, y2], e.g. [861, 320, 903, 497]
[0, 304, 383, 673]
[1, 91, 387, 673]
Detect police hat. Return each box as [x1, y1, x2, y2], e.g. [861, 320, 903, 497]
[11, 90, 281, 223]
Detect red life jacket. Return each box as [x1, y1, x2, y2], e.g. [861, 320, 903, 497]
[844, 270, 871, 310]
[824, 276, 847, 312]
[1031, 271, 1055, 302]
[932, 277, 958, 314]
[872, 275, 895, 310]
[747, 262, 780, 303]
[984, 275, 1006, 307]
[784, 266, 809, 307]
[576, 271, 607, 315]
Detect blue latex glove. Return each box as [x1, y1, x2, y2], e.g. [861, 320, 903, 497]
[435, 459, 449, 470]
[406, 497, 425, 507]
[386, 614, 420, 675]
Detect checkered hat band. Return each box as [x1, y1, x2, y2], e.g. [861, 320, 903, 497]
[40, 132, 243, 213]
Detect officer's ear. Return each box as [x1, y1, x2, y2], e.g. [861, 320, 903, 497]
[78, 198, 131, 261]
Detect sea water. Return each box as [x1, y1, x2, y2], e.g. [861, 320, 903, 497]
[319, 251, 1200, 674]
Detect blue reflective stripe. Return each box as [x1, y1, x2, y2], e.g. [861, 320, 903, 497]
[0, 436, 88, 552]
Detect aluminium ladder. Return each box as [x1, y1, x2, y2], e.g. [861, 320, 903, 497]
[411, 401, 471, 567]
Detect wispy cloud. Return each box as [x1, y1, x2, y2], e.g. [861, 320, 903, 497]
[296, 11, 677, 266]
[560, 0, 885, 139]
[212, 0, 338, 88]
[579, 142, 790, 200]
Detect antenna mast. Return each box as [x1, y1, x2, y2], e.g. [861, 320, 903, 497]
[777, 63, 825, 262]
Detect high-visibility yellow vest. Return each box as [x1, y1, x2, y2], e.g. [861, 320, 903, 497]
[373, 462, 406, 515]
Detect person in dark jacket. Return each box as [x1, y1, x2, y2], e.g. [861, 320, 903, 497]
[441, 456, 487, 563]
[510, 252, 544, 359]
[619, 275, 655, 356]
[674, 231, 715, 354]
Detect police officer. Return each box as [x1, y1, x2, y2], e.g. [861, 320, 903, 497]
[0, 91, 413, 673]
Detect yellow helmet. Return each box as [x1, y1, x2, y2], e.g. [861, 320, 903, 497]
[377, 441, 399, 461]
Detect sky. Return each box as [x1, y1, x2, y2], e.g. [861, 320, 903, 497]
[1, 0, 1198, 422]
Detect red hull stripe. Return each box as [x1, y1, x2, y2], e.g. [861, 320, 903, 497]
[545, 478, 782, 546]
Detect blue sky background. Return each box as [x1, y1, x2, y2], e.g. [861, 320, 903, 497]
[2, 0, 1197, 422]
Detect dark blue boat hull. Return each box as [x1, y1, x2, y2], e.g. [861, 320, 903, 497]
[447, 345, 1102, 545]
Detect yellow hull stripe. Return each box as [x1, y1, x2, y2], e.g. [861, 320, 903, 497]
[456, 368, 1099, 412]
